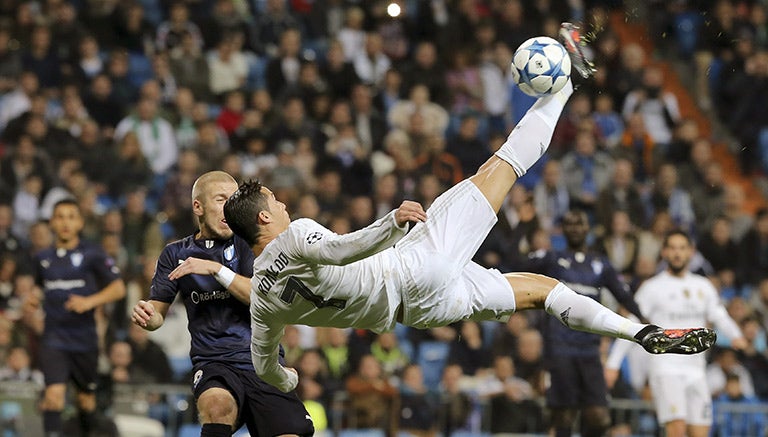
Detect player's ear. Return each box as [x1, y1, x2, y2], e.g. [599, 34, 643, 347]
[257, 209, 271, 224]
[192, 198, 203, 217]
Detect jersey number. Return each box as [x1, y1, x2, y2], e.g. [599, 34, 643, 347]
[279, 277, 347, 310]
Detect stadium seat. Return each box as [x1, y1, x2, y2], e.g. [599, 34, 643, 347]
[113, 414, 165, 437]
[338, 429, 386, 437]
[128, 53, 154, 89]
[178, 423, 203, 437]
[416, 341, 450, 391]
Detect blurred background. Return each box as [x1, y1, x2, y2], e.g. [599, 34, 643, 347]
[0, 0, 767, 436]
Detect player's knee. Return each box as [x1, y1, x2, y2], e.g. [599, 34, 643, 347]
[41, 386, 66, 411]
[581, 407, 611, 437]
[550, 408, 576, 428]
[76, 392, 96, 412]
[197, 389, 237, 424]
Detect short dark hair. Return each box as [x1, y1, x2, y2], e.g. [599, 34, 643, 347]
[52, 198, 80, 215]
[223, 180, 269, 246]
[662, 228, 691, 248]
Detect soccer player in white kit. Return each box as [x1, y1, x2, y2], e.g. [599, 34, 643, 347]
[606, 230, 746, 437]
[222, 25, 717, 394]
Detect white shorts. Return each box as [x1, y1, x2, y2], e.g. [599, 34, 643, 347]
[649, 372, 712, 426]
[395, 180, 517, 328]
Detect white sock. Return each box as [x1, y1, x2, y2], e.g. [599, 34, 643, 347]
[544, 282, 646, 341]
[495, 80, 574, 176]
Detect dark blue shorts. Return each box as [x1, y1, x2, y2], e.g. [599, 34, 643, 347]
[191, 362, 314, 436]
[39, 347, 98, 392]
[545, 354, 608, 408]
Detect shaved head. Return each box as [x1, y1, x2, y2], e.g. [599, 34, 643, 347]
[192, 171, 237, 202]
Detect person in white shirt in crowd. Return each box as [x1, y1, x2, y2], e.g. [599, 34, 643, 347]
[114, 97, 178, 175]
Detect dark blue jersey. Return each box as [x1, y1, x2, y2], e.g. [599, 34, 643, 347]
[35, 241, 121, 352]
[525, 249, 643, 357]
[150, 235, 256, 370]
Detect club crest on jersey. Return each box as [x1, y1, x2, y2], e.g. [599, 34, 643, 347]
[71, 253, 83, 267]
[306, 232, 323, 245]
[591, 260, 603, 275]
[224, 245, 235, 261]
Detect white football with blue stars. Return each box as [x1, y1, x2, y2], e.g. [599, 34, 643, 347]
[511, 36, 571, 97]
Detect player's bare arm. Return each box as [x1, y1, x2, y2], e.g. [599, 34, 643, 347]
[65, 278, 126, 314]
[168, 257, 252, 303]
[132, 299, 171, 330]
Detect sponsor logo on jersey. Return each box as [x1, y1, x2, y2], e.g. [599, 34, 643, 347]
[44, 279, 87, 291]
[591, 260, 603, 275]
[205, 240, 214, 249]
[71, 253, 83, 267]
[306, 232, 323, 245]
[41, 260, 50, 269]
[190, 289, 232, 304]
[193, 370, 203, 388]
[224, 245, 235, 261]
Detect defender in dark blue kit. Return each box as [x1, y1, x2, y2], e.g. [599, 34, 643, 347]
[36, 199, 126, 437]
[524, 210, 646, 437]
[131, 171, 312, 437]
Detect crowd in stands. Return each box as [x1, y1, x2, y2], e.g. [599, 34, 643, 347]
[0, 0, 767, 435]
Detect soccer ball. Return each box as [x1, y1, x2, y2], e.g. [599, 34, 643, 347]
[511, 36, 571, 97]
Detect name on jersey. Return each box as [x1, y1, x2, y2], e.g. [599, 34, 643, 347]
[257, 251, 289, 294]
[44, 279, 86, 291]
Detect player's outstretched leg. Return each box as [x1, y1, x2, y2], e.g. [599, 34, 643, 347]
[507, 272, 716, 355]
[470, 80, 574, 213]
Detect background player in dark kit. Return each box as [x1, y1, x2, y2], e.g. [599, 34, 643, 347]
[35, 199, 126, 437]
[522, 209, 646, 437]
[131, 171, 313, 437]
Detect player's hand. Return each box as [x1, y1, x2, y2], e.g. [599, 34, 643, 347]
[394, 201, 427, 227]
[132, 300, 156, 328]
[604, 368, 620, 389]
[169, 257, 220, 280]
[64, 294, 94, 313]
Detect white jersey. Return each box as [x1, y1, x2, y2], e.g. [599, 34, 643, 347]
[250, 180, 512, 392]
[250, 211, 408, 391]
[634, 270, 741, 376]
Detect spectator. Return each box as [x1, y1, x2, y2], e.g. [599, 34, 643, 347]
[595, 158, 647, 233]
[169, 31, 212, 101]
[265, 28, 303, 100]
[398, 363, 438, 435]
[125, 322, 173, 383]
[560, 130, 615, 218]
[155, 2, 203, 53]
[208, 33, 249, 98]
[595, 209, 640, 279]
[621, 64, 681, 147]
[647, 163, 696, 235]
[0, 345, 44, 387]
[698, 216, 739, 293]
[712, 373, 767, 437]
[321, 39, 361, 100]
[337, 7, 366, 61]
[250, 0, 300, 57]
[114, 97, 178, 175]
[21, 26, 61, 90]
[345, 354, 398, 430]
[448, 321, 491, 377]
[389, 84, 449, 139]
[353, 32, 391, 87]
[737, 208, 768, 288]
[82, 74, 125, 129]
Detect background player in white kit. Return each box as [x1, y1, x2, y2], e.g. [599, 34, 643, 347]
[223, 25, 717, 394]
[605, 229, 746, 437]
